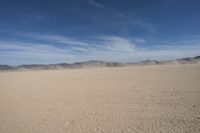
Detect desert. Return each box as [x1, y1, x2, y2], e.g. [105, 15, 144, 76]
[0, 64, 200, 133]
[1, 0, 200, 132]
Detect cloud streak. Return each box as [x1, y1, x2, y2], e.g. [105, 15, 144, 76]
[31, 34, 90, 46]
[89, 0, 105, 9]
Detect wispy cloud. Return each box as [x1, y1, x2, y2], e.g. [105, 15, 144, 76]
[95, 36, 135, 52]
[0, 41, 73, 65]
[31, 34, 89, 46]
[130, 19, 156, 34]
[89, 0, 104, 9]
[0, 34, 200, 65]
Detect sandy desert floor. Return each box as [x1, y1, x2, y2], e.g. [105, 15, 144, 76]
[0, 64, 200, 133]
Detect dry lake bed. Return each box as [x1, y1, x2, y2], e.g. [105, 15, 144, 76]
[0, 64, 200, 133]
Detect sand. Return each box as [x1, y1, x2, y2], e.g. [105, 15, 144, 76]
[0, 64, 200, 133]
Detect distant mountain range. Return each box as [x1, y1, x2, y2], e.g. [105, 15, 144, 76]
[0, 56, 200, 71]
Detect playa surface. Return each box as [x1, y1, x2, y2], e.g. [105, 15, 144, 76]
[0, 64, 200, 133]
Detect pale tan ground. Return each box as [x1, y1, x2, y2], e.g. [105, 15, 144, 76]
[0, 64, 200, 133]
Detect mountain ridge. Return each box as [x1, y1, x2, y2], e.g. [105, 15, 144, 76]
[0, 56, 200, 71]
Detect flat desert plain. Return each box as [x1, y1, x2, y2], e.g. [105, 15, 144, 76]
[0, 64, 200, 133]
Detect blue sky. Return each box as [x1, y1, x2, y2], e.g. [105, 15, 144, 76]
[0, 0, 200, 65]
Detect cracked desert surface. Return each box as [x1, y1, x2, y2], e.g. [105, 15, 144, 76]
[0, 64, 200, 133]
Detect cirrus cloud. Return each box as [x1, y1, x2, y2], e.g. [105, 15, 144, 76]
[0, 34, 200, 65]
